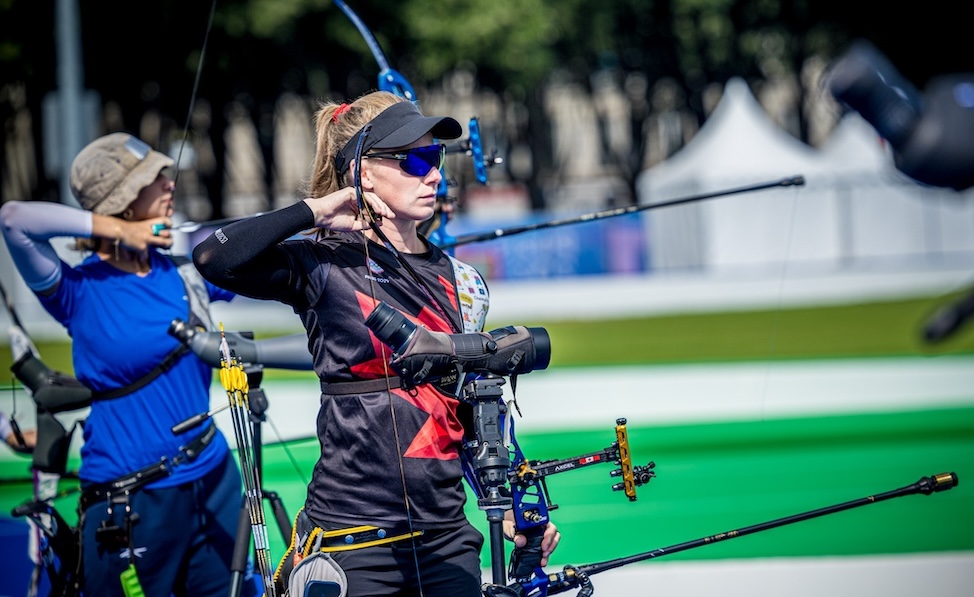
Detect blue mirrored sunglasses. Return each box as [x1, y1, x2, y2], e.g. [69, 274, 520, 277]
[365, 144, 446, 177]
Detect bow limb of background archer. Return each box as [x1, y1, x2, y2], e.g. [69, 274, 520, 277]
[3, 279, 90, 596]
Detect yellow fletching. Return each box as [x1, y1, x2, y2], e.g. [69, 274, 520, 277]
[233, 367, 248, 392]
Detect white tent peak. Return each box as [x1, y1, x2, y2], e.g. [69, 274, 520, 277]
[637, 77, 821, 198]
[818, 112, 896, 175]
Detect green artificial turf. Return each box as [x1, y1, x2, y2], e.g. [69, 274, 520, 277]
[3, 406, 971, 569]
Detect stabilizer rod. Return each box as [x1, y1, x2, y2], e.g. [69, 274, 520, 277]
[539, 472, 957, 595]
[443, 175, 805, 250]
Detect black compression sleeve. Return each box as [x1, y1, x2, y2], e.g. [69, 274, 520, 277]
[193, 201, 316, 301]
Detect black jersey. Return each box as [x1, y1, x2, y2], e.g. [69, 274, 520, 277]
[281, 231, 478, 531]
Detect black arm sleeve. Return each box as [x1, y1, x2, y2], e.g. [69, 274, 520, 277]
[193, 201, 316, 302]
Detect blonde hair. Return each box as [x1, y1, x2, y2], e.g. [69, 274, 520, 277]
[306, 91, 407, 199]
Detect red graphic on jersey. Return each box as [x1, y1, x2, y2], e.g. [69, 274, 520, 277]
[351, 292, 463, 460]
[437, 274, 459, 312]
[395, 386, 464, 460]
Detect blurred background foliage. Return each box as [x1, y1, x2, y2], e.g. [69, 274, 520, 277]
[1, 0, 970, 212]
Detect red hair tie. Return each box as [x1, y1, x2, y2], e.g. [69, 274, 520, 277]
[332, 103, 351, 123]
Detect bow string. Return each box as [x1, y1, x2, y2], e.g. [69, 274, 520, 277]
[171, 2, 279, 593]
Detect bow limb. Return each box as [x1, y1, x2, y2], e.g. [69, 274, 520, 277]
[2, 279, 53, 595]
[1, 279, 40, 368]
[332, 0, 416, 101]
[333, 0, 507, 252]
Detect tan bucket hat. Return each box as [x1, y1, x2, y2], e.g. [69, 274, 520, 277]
[69, 133, 175, 215]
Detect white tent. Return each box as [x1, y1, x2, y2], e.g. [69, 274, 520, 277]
[817, 114, 925, 264]
[636, 78, 974, 275]
[818, 113, 974, 265]
[640, 78, 820, 195]
[636, 77, 838, 273]
[816, 113, 893, 182]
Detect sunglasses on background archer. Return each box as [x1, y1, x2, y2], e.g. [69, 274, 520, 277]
[366, 144, 446, 177]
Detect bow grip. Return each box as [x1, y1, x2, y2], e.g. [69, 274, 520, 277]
[508, 525, 545, 582]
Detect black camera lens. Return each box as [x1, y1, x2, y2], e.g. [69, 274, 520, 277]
[365, 302, 418, 356]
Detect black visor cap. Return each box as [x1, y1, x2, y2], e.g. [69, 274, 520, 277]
[335, 102, 462, 175]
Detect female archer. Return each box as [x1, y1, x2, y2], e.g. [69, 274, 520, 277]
[193, 91, 560, 596]
[0, 133, 242, 596]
